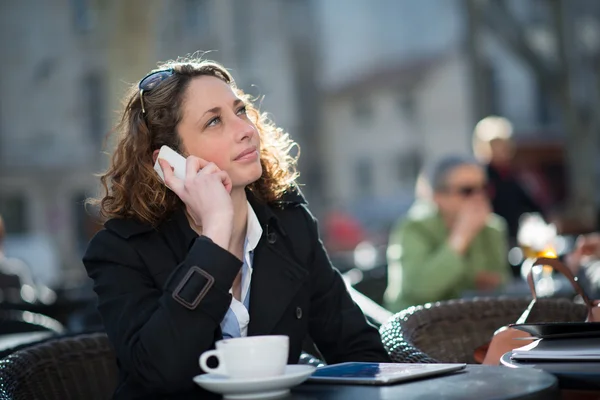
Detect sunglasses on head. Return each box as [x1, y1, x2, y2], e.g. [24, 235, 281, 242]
[138, 68, 175, 114]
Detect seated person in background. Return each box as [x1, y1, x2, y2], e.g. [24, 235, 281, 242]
[83, 58, 389, 399]
[384, 156, 511, 312]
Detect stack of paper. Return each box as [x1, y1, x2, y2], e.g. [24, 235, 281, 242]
[511, 338, 600, 361]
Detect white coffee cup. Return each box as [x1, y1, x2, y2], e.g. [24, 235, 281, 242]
[199, 335, 289, 379]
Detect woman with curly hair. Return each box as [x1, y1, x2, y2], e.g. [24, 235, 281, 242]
[83, 58, 389, 399]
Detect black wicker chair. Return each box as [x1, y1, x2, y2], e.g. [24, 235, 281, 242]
[379, 297, 588, 364]
[0, 332, 118, 400]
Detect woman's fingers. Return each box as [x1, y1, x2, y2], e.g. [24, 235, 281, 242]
[185, 156, 211, 179]
[215, 170, 233, 193]
[159, 159, 184, 195]
[163, 155, 232, 195]
[200, 163, 221, 175]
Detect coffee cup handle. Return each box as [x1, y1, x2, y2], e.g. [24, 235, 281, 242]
[199, 350, 227, 375]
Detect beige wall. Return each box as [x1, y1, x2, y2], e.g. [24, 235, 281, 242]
[323, 90, 419, 203]
[0, 0, 308, 283]
[322, 53, 473, 208]
[419, 53, 474, 165]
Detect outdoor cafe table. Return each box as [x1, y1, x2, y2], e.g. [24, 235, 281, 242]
[204, 365, 559, 399]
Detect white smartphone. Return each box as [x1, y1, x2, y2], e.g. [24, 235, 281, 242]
[153, 145, 187, 184]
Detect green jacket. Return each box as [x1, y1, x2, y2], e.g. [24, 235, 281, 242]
[384, 201, 510, 312]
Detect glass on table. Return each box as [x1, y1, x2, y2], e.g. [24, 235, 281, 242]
[517, 213, 558, 296]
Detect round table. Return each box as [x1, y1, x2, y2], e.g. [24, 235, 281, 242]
[501, 352, 600, 392]
[290, 365, 558, 400]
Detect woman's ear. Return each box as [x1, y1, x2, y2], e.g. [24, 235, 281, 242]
[152, 149, 160, 164]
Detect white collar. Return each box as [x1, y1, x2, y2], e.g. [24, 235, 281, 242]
[224, 202, 261, 337]
[245, 201, 262, 254]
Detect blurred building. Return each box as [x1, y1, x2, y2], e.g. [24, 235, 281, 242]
[0, 0, 317, 285]
[320, 52, 474, 226]
[1, 0, 592, 284]
[0, 0, 110, 286]
[313, 0, 572, 230]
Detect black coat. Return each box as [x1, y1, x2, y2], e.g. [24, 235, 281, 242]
[487, 164, 543, 239]
[83, 189, 390, 399]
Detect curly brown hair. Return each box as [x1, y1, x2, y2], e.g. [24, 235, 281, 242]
[89, 58, 299, 226]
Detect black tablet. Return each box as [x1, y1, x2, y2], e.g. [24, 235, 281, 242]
[307, 362, 466, 385]
[510, 322, 600, 339]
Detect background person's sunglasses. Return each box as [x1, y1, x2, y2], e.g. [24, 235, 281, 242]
[138, 69, 174, 114]
[444, 185, 488, 197]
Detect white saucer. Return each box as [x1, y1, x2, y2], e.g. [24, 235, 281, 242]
[193, 365, 316, 399]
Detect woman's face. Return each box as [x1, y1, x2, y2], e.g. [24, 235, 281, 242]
[176, 76, 262, 188]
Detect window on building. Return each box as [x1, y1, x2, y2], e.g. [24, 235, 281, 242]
[536, 84, 558, 126]
[353, 96, 373, 123]
[70, 0, 94, 33]
[302, 166, 324, 205]
[0, 195, 28, 234]
[184, 0, 210, 36]
[355, 158, 373, 197]
[482, 61, 501, 116]
[397, 151, 423, 187]
[72, 192, 90, 256]
[33, 58, 56, 84]
[397, 90, 417, 123]
[529, 0, 549, 25]
[83, 72, 106, 145]
[232, 0, 251, 64]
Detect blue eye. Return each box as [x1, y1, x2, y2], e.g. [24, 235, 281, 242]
[207, 116, 220, 127]
[237, 106, 247, 115]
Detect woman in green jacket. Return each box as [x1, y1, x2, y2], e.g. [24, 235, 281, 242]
[384, 156, 511, 312]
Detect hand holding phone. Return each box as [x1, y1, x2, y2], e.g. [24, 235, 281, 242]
[154, 145, 187, 185]
[154, 145, 232, 193]
[155, 146, 234, 248]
